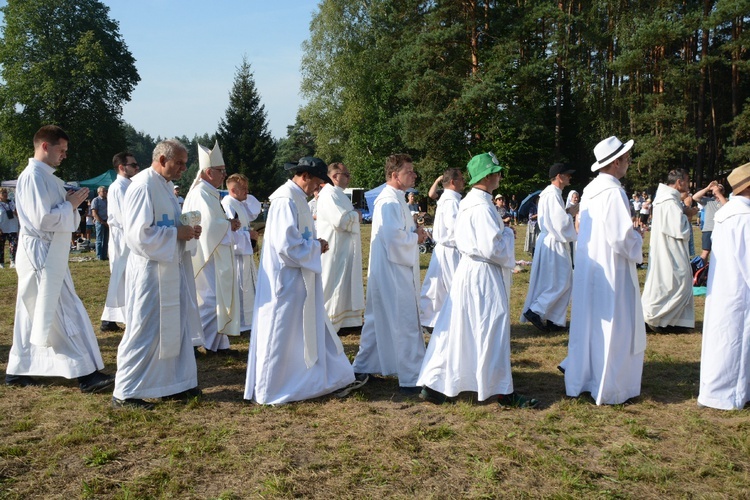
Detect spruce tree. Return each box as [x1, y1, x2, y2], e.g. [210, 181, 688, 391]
[217, 56, 277, 199]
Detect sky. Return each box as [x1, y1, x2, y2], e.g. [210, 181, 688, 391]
[107, 0, 320, 140]
[2, 0, 321, 140]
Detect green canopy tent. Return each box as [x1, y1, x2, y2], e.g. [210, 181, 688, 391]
[78, 169, 117, 194]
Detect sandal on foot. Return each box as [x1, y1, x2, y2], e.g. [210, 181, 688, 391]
[335, 373, 369, 398]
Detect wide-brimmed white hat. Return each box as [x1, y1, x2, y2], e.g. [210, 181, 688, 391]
[591, 136, 634, 172]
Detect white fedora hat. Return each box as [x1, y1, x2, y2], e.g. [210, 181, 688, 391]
[591, 136, 634, 172]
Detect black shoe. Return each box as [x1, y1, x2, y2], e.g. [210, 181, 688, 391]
[162, 387, 203, 402]
[111, 396, 155, 410]
[399, 386, 422, 396]
[419, 386, 448, 405]
[498, 392, 540, 409]
[100, 321, 122, 332]
[337, 326, 361, 336]
[524, 309, 549, 332]
[666, 325, 693, 334]
[5, 374, 43, 387]
[78, 371, 115, 393]
[546, 320, 567, 332]
[645, 323, 666, 334]
[216, 348, 241, 358]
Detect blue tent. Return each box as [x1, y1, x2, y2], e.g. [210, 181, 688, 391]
[362, 183, 387, 222]
[364, 183, 386, 213]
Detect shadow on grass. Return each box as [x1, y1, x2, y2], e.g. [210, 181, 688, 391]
[512, 358, 702, 408]
[642, 360, 700, 404]
[204, 387, 247, 403]
[179, 321, 702, 410]
[512, 326, 571, 340]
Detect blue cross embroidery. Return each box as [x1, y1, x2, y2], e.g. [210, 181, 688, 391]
[156, 214, 175, 227]
[301, 226, 312, 240]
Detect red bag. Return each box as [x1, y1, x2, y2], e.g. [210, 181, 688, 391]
[693, 264, 709, 287]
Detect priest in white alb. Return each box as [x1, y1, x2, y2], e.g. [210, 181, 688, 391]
[316, 162, 365, 332]
[698, 163, 750, 410]
[419, 168, 464, 329]
[521, 163, 578, 332]
[351, 154, 430, 394]
[183, 141, 241, 353]
[112, 139, 204, 409]
[417, 152, 539, 408]
[244, 157, 358, 404]
[6, 125, 115, 393]
[641, 169, 696, 333]
[221, 173, 261, 333]
[100, 151, 140, 332]
[562, 136, 646, 405]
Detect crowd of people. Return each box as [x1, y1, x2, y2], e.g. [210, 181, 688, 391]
[4, 125, 750, 412]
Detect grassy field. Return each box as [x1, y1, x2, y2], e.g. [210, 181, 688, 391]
[1, 225, 748, 499]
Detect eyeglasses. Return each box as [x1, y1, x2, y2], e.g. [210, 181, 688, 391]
[125, 162, 139, 168]
[211, 167, 227, 175]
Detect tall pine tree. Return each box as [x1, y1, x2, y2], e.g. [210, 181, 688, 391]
[301, 0, 748, 193]
[217, 56, 277, 199]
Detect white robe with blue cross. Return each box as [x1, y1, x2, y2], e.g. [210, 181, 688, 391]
[113, 167, 203, 400]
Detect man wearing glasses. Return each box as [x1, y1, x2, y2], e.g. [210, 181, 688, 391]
[101, 152, 140, 332]
[183, 141, 241, 354]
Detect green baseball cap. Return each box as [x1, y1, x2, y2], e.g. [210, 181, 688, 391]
[467, 152, 503, 185]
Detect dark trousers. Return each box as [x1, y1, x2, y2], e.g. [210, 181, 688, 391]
[0, 231, 17, 264]
[95, 222, 109, 260]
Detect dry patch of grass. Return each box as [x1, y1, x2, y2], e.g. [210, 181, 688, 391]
[0, 225, 747, 498]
